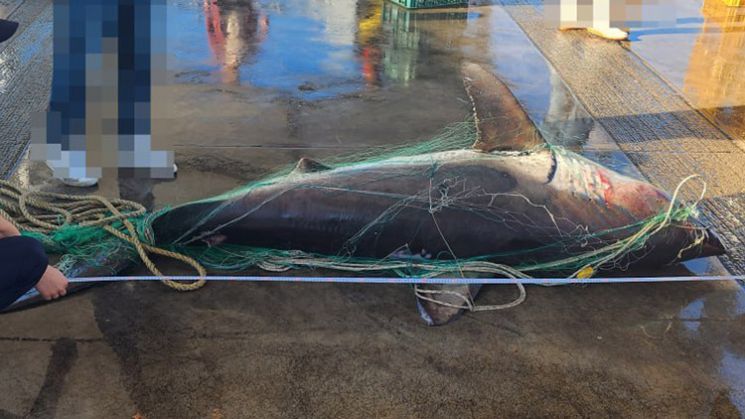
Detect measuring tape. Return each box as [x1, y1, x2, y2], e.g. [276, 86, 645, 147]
[65, 274, 745, 285]
[9, 274, 742, 311]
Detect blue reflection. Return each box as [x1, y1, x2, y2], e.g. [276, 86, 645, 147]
[244, 14, 361, 99]
[167, 0, 363, 99]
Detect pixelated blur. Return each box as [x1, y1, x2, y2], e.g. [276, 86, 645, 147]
[545, 0, 677, 29]
[30, 0, 171, 180]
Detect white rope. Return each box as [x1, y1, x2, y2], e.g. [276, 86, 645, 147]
[13, 274, 738, 313]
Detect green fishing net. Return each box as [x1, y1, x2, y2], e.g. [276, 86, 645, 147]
[17, 120, 703, 281]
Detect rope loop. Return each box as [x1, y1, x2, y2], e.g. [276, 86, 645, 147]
[0, 179, 206, 291]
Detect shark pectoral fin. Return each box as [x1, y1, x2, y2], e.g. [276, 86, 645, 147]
[292, 157, 332, 174]
[415, 283, 483, 326]
[461, 62, 546, 153]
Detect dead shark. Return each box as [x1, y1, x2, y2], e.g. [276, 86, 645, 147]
[150, 63, 725, 325]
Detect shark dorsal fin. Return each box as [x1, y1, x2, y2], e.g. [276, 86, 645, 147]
[461, 62, 545, 153]
[293, 157, 331, 174]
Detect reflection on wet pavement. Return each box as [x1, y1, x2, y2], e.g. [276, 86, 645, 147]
[163, 0, 639, 170]
[4, 0, 745, 416]
[721, 349, 745, 414]
[678, 297, 704, 332]
[203, 0, 268, 85]
[168, 0, 487, 98]
[169, 0, 367, 98]
[628, 0, 745, 143]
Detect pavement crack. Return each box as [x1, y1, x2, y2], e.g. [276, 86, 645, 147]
[27, 338, 79, 419]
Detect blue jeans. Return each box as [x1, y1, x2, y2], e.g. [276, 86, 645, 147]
[41, 0, 167, 178]
[49, 0, 153, 146]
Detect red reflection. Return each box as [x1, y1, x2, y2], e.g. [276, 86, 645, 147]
[356, 3, 384, 87]
[203, 0, 269, 84]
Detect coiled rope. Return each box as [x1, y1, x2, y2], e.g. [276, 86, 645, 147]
[0, 179, 206, 291]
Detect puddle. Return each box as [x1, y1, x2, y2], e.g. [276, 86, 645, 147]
[720, 349, 745, 416]
[164, 0, 636, 163]
[479, 5, 644, 178]
[627, 0, 745, 143]
[166, 0, 482, 99]
[678, 297, 704, 333]
[168, 0, 363, 98]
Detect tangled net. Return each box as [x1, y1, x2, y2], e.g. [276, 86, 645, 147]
[0, 121, 708, 311]
[155, 121, 706, 279]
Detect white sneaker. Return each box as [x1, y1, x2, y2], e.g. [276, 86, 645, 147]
[587, 27, 629, 41]
[60, 177, 99, 187]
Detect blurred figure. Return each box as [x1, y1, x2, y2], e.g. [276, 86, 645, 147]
[32, 0, 173, 188]
[556, 0, 629, 40]
[204, 0, 268, 85]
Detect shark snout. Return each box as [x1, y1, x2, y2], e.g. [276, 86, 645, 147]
[698, 226, 726, 258]
[669, 221, 726, 260]
[604, 174, 726, 259]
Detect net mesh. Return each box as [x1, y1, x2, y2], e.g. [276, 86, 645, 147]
[12, 121, 707, 282]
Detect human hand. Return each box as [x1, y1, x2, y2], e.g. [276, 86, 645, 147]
[34, 266, 69, 300]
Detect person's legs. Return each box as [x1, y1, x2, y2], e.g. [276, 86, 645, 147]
[588, 0, 628, 40]
[592, 0, 611, 29]
[558, 0, 581, 29]
[556, 0, 629, 40]
[40, 0, 100, 186]
[37, 0, 171, 186]
[0, 236, 49, 310]
[120, 0, 173, 178]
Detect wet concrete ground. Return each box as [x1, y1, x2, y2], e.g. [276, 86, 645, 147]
[627, 0, 745, 145]
[2, 0, 745, 417]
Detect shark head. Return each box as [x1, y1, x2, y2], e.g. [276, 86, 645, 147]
[595, 164, 725, 260]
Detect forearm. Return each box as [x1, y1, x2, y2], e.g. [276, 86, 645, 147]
[0, 216, 21, 238]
